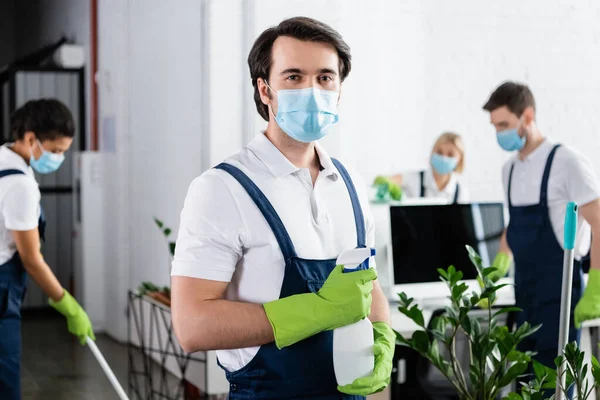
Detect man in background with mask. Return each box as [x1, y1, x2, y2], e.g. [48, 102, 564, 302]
[482, 81, 600, 370]
[170, 17, 394, 399]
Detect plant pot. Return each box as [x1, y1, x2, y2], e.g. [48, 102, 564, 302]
[147, 290, 171, 307]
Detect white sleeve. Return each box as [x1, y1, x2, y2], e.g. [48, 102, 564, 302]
[2, 178, 40, 231]
[562, 147, 600, 207]
[171, 171, 246, 282]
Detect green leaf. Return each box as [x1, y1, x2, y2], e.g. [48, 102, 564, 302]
[395, 331, 411, 347]
[412, 330, 430, 354]
[533, 360, 545, 380]
[482, 266, 498, 277]
[430, 316, 449, 343]
[163, 228, 172, 237]
[169, 242, 176, 256]
[452, 282, 469, 299]
[154, 217, 164, 229]
[437, 268, 449, 280]
[466, 245, 484, 271]
[499, 362, 529, 388]
[398, 304, 425, 327]
[591, 356, 600, 384]
[493, 306, 522, 318]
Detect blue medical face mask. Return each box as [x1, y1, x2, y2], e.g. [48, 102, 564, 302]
[496, 122, 527, 152]
[266, 81, 339, 143]
[431, 153, 458, 175]
[30, 140, 65, 174]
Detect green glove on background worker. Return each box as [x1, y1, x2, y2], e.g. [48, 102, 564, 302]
[477, 252, 512, 308]
[264, 265, 378, 349]
[574, 269, 600, 327]
[373, 175, 402, 202]
[338, 321, 395, 396]
[49, 289, 95, 345]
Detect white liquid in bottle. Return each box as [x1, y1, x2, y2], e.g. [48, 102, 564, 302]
[333, 247, 376, 386]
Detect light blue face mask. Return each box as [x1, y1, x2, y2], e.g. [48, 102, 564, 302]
[431, 153, 458, 175]
[497, 128, 526, 151]
[266, 81, 339, 143]
[30, 140, 65, 174]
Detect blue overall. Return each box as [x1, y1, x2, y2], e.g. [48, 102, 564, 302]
[0, 169, 46, 399]
[215, 159, 367, 400]
[419, 171, 460, 203]
[507, 145, 583, 369]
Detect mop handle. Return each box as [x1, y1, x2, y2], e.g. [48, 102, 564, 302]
[556, 202, 578, 399]
[86, 337, 130, 400]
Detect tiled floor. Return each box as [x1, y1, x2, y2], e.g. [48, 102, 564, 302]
[21, 313, 133, 400]
[20, 312, 390, 400]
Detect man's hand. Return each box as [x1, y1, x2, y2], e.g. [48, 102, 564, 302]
[337, 321, 395, 395]
[49, 290, 95, 345]
[264, 265, 377, 349]
[575, 269, 600, 327]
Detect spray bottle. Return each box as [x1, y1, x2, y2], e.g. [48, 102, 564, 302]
[333, 247, 376, 386]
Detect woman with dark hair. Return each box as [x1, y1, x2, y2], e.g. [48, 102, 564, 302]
[0, 99, 94, 399]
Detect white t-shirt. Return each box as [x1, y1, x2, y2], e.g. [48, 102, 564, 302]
[0, 144, 41, 265]
[171, 133, 375, 372]
[401, 169, 470, 203]
[502, 139, 600, 260]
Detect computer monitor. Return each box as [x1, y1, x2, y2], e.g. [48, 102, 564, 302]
[390, 203, 505, 285]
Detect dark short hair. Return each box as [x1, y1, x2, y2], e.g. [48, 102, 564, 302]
[248, 17, 352, 121]
[10, 98, 75, 141]
[483, 81, 536, 117]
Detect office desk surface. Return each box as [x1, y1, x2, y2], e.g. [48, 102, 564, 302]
[389, 277, 600, 336]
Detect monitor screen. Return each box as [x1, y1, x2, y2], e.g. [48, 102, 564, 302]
[390, 203, 505, 284]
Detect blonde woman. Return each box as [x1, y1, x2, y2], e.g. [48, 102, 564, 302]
[388, 132, 469, 203]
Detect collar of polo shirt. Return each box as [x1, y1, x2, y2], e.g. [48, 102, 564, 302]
[248, 133, 339, 181]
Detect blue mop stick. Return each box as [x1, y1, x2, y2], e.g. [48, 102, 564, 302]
[556, 202, 578, 400]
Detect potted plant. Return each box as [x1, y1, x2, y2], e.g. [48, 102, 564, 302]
[134, 217, 176, 307]
[505, 340, 600, 399]
[395, 245, 599, 399]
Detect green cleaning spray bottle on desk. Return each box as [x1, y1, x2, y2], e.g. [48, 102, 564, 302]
[333, 247, 376, 386]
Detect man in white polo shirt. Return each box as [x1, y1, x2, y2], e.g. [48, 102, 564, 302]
[482, 82, 600, 371]
[171, 17, 394, 399]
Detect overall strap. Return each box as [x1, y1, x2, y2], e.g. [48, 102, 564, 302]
[0, 169, 25, 178]
[419, 171, 426, 198]
[331, 158, 366, 248]
[507, 164, 516, 208]
[453, 182, 460, 204]
[540, 144, 562, 207]
[214, 163, 298, 260]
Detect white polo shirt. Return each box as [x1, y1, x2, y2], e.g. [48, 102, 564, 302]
[401, 169, 470, 203]
[0, 144, 41, 265]
[502, 139, 600, 260]
[171, 133, 375, 372]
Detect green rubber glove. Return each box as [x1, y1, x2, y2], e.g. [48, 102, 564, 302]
[487, 252, 511, 282]
[575, 269, 600, 328]
[476, 253, 511, 308]
[49, 290, 95, 345]
[372, 176, 402, 202]
[264, 265, 377, 349]
[388, 183, 402, 201]
[373, 175, 389, 186]
[338, 321, 395, 395]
